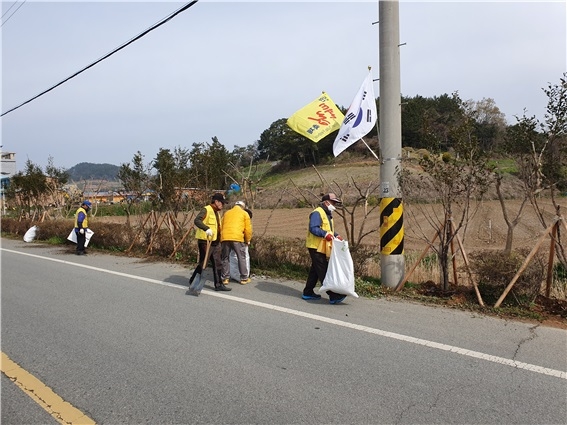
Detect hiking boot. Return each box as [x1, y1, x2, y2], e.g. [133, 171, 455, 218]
[222, 279, 229, 285]
[240, 278, 251, 285]
[215, 284, 232, 292]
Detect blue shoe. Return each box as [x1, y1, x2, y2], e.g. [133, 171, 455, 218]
[302, 294, 322, 300]
[329, 296, 346, 305]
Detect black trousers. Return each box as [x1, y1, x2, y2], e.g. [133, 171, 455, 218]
[76, 230, 86, 253]
[303, 248, 343, 301]
[189, 240, 222, 286]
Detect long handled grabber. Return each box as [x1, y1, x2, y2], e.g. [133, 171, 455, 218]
[186, 237, 212, 296]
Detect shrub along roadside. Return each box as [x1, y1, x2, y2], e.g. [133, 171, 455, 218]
[2, 218, 565, 326]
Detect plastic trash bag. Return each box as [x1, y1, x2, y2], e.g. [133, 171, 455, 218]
[23, 225, 38, 243]
[229, 246, 250, 281]
[319, 239, 359, 298]
[67, 228, 95, 247]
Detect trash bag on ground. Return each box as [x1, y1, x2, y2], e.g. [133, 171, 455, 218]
[23, 225, 38, 243]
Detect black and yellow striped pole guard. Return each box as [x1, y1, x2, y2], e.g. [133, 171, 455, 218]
[380, 197, 404, 255]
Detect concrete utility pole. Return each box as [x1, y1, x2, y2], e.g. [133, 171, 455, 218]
[378, 0, 405, 288]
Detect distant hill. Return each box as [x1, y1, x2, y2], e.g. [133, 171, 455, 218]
[67, 162, 120, 181]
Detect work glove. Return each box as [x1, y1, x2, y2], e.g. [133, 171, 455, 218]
[205, 229, 213, 237]
[79, 228, 85, 235]
[325, 233, 333, 241]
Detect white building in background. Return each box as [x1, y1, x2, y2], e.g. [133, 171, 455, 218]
[1, 150, 16, 178]
[1, 149, 16, 215]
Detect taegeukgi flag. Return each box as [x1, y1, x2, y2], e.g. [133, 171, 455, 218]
[287, 92, 344, 143]
[333, 71, 377, 157]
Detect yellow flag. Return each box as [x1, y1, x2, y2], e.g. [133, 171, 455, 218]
[287, 92, 344, 143]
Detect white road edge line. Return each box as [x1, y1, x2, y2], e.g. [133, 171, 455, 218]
[4, 247, 566, 381]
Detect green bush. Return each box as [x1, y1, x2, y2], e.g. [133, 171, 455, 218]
[366, 195, 379, 206]
[488, 158, 518, 174]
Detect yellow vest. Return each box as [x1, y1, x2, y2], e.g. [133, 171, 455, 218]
[305, 206, 333, 249]
[74, 207, 89, 229]
[195, 205, 220, 241]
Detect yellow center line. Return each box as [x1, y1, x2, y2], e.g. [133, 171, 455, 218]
[1, 352, 95, 425]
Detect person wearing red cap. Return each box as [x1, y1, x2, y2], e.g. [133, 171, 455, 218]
[303, 193, 346, 304]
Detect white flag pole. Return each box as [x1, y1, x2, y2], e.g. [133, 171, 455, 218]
[360, 138, 380, 161]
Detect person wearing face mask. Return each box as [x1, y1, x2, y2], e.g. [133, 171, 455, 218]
[302, 193, 346, 304]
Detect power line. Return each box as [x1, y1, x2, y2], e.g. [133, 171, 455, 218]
[1, 1, 20, 20]
[1, 1, 18, 19]
[1, 0, 199, 118]
[1, 0, 27, 27]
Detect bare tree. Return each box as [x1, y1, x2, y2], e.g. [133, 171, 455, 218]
[224, 154, 272, 209]
[44, 156, 69, 217]
[494, 172, 529, 255]
[401, 93, 493, 291]
[504, 74, 567, 268]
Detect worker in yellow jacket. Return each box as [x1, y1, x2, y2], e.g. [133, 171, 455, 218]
[303, 193, 346, 304]
[221, 200, 253, 284]
[189, 193, 231, 292]
[74, 200, 91, 255]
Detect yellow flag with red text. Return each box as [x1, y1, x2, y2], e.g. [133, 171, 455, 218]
[286, 92, 344, 143]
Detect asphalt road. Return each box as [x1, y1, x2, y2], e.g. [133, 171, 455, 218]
[2, 237, 566, 424]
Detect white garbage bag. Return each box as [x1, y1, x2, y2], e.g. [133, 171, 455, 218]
[23, 225, 38, 243]
[67, 228, 95, 247]
[319, 239, 359, 298]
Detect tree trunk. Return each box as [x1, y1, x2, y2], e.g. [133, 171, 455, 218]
[504, 226, 514, 254]
[440, 247, 451, 291]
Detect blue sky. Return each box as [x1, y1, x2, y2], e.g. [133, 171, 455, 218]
[2, 1, 565, 172]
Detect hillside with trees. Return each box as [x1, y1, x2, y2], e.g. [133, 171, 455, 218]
[67, 162, 120, 181]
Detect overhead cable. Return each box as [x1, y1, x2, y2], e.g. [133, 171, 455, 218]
[1, 0, 199, 117]
[1, 0, 27, 27]
[1, 1, 20, 20]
